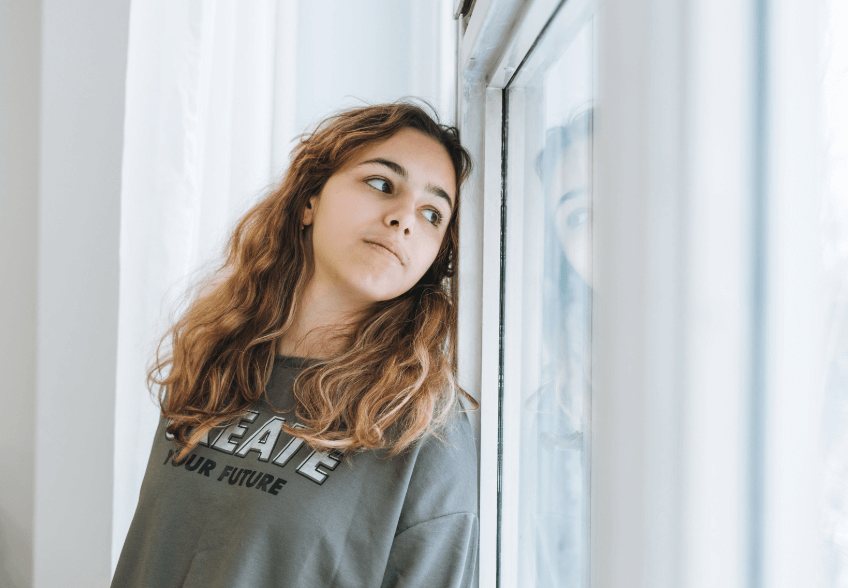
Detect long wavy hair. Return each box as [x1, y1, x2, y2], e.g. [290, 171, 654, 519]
[150, 101, 477, 461]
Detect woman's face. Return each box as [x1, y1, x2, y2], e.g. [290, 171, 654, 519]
[303, 127, 456, 307]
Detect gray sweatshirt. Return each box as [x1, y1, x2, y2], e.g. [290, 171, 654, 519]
[111, 355, 479, 587]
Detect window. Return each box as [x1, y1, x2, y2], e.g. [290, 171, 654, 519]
[459, 0, 827, 586]
[502, 10, 594, 588]
[456, 1, 597, 585]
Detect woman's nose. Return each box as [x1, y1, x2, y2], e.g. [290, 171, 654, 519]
[384, 194, 416, 235]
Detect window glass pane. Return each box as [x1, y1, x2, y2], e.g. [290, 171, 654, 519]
[502, 9, 595, 588]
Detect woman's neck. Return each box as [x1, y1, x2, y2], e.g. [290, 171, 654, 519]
[275, 276, 366, 360]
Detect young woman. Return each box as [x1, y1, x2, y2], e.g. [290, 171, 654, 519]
[111, 102, 479, 588]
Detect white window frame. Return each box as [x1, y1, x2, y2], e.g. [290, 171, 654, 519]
[455, 1, 597, 585]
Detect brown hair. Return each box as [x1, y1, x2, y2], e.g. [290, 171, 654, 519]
[150, 101, 477, 460]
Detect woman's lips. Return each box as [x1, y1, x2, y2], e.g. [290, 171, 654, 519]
[364, 239, 405, 265]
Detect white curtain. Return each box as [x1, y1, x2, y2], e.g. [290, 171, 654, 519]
[113, 0, 287, 567]
[113, 0, 455, 571]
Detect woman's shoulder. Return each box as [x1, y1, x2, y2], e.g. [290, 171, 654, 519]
[416, 408, 477, 470]
[394, 408, 478, 532]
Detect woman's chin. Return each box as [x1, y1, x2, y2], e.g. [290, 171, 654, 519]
[339, 279, 407, 307]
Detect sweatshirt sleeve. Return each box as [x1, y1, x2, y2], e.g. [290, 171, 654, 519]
[379, 512, 479, 588]
[380, 410, 480, 587]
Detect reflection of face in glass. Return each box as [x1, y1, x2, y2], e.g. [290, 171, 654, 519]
[547, 138, 590, 286]
[531, 117, 593, 588]
[538, 112, 592, 287]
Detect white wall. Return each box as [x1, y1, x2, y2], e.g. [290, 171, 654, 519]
[32, 1, 130, 585]
[1, 10, 131, 588]
[0, 4, 129, 588]
[0, 1, 41, 586]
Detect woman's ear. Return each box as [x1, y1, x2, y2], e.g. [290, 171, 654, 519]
[302, 196, 317, 226]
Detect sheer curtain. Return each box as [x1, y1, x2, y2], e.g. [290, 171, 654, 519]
[113, 0, 455, 570]
[113, 0, 285, 566]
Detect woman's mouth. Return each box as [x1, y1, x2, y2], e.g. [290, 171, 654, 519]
[364, 239, 405, 265]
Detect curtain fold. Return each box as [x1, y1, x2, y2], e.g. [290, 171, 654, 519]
[113, 0, 282, 567]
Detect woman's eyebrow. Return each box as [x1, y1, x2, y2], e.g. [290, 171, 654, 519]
[359, 157, 408, 179]
[357, 157, 454, 210]
[426, 183, 454, 210]
[557, 188, 588, 209]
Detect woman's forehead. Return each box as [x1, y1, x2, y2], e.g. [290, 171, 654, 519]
[356, 129, 449, 163]
[348, 130, 457, 197]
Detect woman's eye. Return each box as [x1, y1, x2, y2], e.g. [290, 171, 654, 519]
[365, 177, 392, 194]
[422, 209, 443, 226]
[566, 207, 589, 229]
